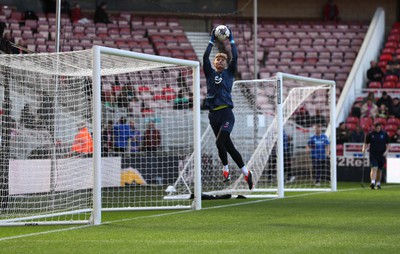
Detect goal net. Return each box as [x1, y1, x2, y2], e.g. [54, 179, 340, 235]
[167, 73, 336, 199]
[0, 46, 201, 226]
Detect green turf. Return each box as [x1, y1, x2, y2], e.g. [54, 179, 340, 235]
[0, 182, 399, 254]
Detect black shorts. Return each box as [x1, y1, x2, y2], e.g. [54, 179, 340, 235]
[208, 107, 235, 136]
[369, 154, 385, 169]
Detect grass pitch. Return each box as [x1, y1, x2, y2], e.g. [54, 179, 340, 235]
[0, 182, 399, 254]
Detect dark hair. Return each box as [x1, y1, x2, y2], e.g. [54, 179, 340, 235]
[374, 122, 382, 127]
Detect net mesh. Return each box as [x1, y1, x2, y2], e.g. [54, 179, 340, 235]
[0, 49, 196, 224]
[169, 76, 334, 198]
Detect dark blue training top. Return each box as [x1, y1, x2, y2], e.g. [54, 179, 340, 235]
[365, 130, 389, 156]
[308, 134, 330, 159]
[203, 42, 237, 110]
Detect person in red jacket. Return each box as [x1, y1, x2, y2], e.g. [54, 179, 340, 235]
[142, 121, 161, 152]
[70, 3, 90, 24]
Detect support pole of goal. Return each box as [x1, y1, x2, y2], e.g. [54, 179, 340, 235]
[329, 82, 337, 191]
[193, 66, 201, 211]
[92, 46, 102, 225]
[276, 73, 284, 198]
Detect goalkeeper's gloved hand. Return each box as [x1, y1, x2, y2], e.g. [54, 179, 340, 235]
[227, 26, 234, 44]
[209, 27, 216, 44]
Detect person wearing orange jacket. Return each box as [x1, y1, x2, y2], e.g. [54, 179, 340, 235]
[71, 122, 94, 157]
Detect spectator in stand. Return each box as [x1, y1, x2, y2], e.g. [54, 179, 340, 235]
[390, 128, 400, 143]
[70, 3, 90, 24]
[11, 39, 28, 54]
[361, 98, 378, 119]
[366, 61, 384, 83]
[294, 106, 312, 127]
[310, 108, 327, 127]
[113, 116, 133, 154]
[350, 125, 365, 143]
[61, 0, 71, 15]
[129, 120, 141, 153]
[101, 120, 114, 157]
[173, 89, 190, 110]
[0, 32, 13, 54]
[385, 55, 400, 77]
[390, 97, 400, 118]
[20, 103, 36, 129]
[94, 1, 110, 24]
[336, 122, 350, 144]
[71, 122, 94, 157]
[323, 0, 339, 22]
[350, 101, 362, 118]
[376, 91, 393, 114]
[143, 120, 161, 151]
[362, 91, 375, 104]
[377, 104, 389, 119]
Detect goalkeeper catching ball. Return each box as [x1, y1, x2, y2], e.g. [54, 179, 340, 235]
[203, 26, 253, 190]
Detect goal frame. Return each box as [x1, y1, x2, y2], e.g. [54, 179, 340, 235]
[276, 72, 337, 197]
[91, 46, 202, 225]
[0, 46, 201, 226]
[166, 72, 337, 201]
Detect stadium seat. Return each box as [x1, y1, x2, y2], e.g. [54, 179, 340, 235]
[385, 124, 398, 133]
[360, 117, 373, 127]
[379, 54, 393, 62]
[382, 81, 396, 89]
[336, 144, 344, 156]
[346, 123, 357, 131]
[382, 47, 396, 55]
[368, 81, 381, 89]
[385, 74, 398, 82]
[387, 117, 400, 126]
[387, 130, 395, 138]
[374, 117, 387, 126]
[346, 116, 360, 125]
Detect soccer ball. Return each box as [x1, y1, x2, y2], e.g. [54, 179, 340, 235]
[214, 25, 230, 41]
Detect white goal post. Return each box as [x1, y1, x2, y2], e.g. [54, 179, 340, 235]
[167, 72, 336, 200]
[0, 46, 201, 226]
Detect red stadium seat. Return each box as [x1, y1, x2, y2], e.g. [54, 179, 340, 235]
[374, 117, 387, 126]
[385, 124, 398, 133]
[368, 82, 381, 89]
[336, 144, 344, 156]
[346, 123, 357, 131]
[386, 130, 395, 138]
[379, 54, 393, 62]
[385, 75, 398, 82]
[387, 117, 400, 126]
[346, 116, 360, 125]
[382, 47, 396, 54]
[382, 81, 396, 89]
[360, 117, 373, 127]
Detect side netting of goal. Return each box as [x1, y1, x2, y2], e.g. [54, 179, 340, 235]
[167, 72, 336, 199]
[0, 46, 201, 226]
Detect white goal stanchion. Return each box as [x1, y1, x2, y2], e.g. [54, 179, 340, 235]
[167, 73, 336, 199]
[0, 46, 201, 226]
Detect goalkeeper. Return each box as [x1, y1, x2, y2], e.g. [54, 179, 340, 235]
[203, 26, 253, 190]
